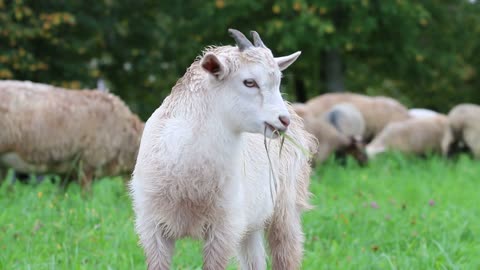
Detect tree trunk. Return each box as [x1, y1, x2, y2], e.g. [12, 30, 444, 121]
[325, 49, 344, 92]
[294, 78, 307, 102]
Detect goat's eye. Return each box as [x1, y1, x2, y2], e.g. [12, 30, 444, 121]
[243, 79, 258, 88]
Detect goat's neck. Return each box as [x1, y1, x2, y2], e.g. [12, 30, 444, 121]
[190, 110, 244, 166]
[165, 79, 246, 172]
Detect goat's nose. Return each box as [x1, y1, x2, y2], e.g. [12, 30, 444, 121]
[279, 115, 291, 128]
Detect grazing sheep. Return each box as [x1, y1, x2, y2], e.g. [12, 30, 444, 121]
[446, 103, 480, 158]
[303, 115, 367, 165]
[305, 93, 409, 141]
[292, 102, 367, 165]
[291, 102, 366, 165]
[0, 80, 144, 189]
[366, 115, 453, 158]
[408, 108, 439, 119]
[129, 29, 316, 270]
[325, 102, 366, 141]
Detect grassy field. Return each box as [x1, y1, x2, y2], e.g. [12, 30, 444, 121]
[1, 154, 479, 269]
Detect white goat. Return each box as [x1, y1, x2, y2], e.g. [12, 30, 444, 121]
[129, 29, 316, 270]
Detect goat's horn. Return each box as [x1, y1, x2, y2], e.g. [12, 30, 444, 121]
[228, 29, 253, 51]
[250, 30, 266, 48]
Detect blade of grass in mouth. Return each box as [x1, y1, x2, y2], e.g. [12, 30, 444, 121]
[279, 131, 314, 159]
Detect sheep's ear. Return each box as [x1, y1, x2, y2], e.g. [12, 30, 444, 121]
[275, 51, 301, 71]
[201, 53, 226, 79]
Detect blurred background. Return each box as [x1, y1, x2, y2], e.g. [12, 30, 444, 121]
[1, 0, 479, 119]
[2, 2, 480, 269]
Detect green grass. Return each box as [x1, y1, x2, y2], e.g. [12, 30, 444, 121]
[1, 154, 479, 269]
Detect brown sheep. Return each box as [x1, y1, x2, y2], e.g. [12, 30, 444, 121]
[303, 115, 367, 166]
[0, 80, 144, 189]
[305, 92, 410, 141]
[292, 102, 367, 165]
[366, 114, 453, 158]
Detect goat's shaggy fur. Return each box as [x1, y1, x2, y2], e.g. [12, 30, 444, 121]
[130, 33, 316, 270]
[446, 103, 480, 158]
[366, 114, 453, 158]
[0, 80, 144, 188]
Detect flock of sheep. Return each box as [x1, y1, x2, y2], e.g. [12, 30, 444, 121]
[293, 92, 480, 165]
[1, 28, 479, 269]
[2, 81, 477, 189]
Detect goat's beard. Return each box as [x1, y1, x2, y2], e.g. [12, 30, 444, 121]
[264, 126, 282, 205]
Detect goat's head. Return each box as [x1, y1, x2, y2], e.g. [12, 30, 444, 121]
[200, 29, 301, 138]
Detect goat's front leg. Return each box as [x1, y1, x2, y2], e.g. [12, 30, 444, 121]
[136, 219, 175, 270]
[267, 204, 304, 270]
[203, 216, 244, 270]
[237, 230, 266, 270]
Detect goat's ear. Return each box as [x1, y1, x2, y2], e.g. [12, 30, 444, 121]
[275, 51, 301, 71]
[201, 53, 226, 79]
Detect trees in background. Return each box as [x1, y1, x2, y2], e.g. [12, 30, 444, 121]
[1, 0, 479, 119]
[0, 0, 165, 116]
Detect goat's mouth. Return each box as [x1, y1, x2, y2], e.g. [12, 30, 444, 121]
[264, 122, 286, 138]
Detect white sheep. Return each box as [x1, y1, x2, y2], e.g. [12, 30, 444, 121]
[446, 103, 480, 158]
[305, 92, 409, 141]
[0, 80, 144, 189]
[129, 29, 316, 270]
[366, 114, 453, 158]
[408, 108, 439, 119]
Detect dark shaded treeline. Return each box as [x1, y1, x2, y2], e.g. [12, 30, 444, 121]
[1, 0, 479, 119]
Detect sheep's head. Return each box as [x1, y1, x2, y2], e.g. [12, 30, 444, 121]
[200, 29, 301, 138]
[336, 137, 368, 166]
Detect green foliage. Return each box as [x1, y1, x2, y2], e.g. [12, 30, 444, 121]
[1, 154, 480, 269]
[1, 0, 479, 118]
[0, 0, 165, 117]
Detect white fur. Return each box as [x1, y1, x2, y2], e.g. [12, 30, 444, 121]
[408, 108, 439, 119]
